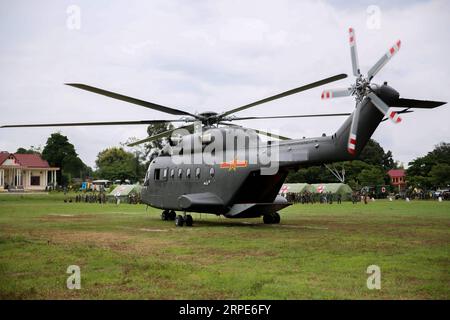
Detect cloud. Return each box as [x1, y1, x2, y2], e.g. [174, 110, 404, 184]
[0, 0, 448, 169]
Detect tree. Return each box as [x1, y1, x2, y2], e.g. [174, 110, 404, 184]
[359, 139, 395, 170]
[286, 139, 394, 190]
[42, 132, 87, 184]
[429, 143, 450, 165]
[16, 146, 42, 155]
[95, 147, 143, 182]
[429, 163, 450, 188]
[358, 167, 385, 186]
[62, 154, 91, 182]
[407, 142, 450, 189]
[286, 165, 333, 184]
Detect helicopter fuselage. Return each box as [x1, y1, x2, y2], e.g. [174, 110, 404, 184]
[141, 96, 384, 218]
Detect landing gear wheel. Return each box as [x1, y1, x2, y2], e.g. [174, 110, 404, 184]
[185, 215, 193, 227]
[263, 214, 274, 224]
[263, 212, 280, 224]
[175, 215, 185, 227]
[272, 212, 281, 224]
[169, 210, 176, 220]
[161, 210, 169, 221]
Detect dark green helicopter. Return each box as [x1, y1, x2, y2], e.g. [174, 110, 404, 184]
[2, 28, 445, 226]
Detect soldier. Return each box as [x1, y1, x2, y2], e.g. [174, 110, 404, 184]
[337, 193, 342, 204]
[352, 191, 357, 204]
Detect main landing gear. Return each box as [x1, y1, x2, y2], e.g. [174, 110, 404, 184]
[263, 212, 281, 224]
[161, 210, 193, 227]
[161, 210, 176, 221]
[175, 214, 193, 227]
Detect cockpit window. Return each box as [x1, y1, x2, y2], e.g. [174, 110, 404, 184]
[154, 169, 160, 180]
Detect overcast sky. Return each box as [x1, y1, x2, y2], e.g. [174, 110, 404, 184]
[0, 0, 449, 168]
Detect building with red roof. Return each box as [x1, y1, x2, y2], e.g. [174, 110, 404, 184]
[0, 151, 59, 192]
[387, 169, 406, 192]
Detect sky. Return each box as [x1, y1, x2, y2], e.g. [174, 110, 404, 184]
[0, 0, 449, 168]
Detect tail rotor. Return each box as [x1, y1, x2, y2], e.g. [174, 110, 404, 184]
[321, 27, 403, 155]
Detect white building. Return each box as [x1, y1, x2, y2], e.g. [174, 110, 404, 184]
[0, 152, 59, 192]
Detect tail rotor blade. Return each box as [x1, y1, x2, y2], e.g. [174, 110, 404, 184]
[321, 88, 352, 100]
[347, 102, 361, 155]
[367, 40, 401, 80]
[368, 92, 402, 123]
[349, 27, 360, 77]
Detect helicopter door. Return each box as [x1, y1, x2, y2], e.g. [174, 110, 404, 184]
[157, 168, 169, 207]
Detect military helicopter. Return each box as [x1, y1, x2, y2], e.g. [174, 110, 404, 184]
[2, 28, 445, 227]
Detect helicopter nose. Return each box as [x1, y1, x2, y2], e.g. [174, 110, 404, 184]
[372, 83, 400, 105]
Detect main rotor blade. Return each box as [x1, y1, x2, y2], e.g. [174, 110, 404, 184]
[66, 83, 199, 118]
[221, 122, 292, 140]
[127, 124, 194, 147]
[349, 27, 360, 77]
[220, 74, 347, 117]
[347, 102, 361, 155]
[367, 40, 401, 80]
[390, 98, 447, 109]
[0, 119, 192, 128]
[321, 88, 352, 100]
[368, 92, 401, 123]
[225, 113, 351, 121]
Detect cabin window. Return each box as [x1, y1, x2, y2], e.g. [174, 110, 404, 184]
[154, 169, 160, 180]
[195, 167, 201, 179]
[178, 168, 183, 179]
[162, 168, 168, 180]
[186, 168, 191, 179]
[209, 167, 215, 178]
[170, 168, 175, 179]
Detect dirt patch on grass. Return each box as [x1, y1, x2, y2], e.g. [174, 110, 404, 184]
[37, 214, 100, 222]
[26, 229, 176, 256]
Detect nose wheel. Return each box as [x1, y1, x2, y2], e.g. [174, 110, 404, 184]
[263, 212, 281, 224]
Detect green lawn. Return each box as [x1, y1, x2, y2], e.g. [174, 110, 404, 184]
[0, 193, 449, 299]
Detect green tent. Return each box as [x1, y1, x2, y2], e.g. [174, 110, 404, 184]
[280, 183, 353, 201]
[107, 184, 142, 203]
[310, 183, 353, 200]
[281, 183, 314, 194]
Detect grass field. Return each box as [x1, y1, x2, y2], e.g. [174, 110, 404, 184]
[0, 193, 449, 299]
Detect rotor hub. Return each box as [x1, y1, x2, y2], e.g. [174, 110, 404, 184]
[352, 74, 371, 103]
